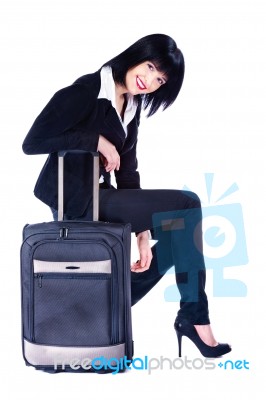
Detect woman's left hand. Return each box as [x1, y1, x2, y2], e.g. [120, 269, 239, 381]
[131, 231, 153, 273]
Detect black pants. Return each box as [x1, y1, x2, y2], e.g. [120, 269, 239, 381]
[53, 188, 210, 325]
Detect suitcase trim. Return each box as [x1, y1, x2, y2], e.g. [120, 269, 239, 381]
[33, 259, 112, 274]
[23, 339, 126, 369]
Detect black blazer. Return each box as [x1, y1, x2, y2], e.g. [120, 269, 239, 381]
[23, 70, 142, 217]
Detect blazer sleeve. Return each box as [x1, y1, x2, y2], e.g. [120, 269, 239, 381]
[115, 140, 141, 189]
[22, 83, 99, 155]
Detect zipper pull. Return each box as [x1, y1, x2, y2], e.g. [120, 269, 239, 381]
[38, 274, 43, 288]
[59, 227, 69, 239]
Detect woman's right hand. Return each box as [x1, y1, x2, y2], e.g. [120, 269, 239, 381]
[97, 135, 120, 172]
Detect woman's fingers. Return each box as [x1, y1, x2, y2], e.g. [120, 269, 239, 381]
[131, 234, 153, 273]
[105, 155, 120, 172]
[131, 256, 152, 272]
[131, 259, 150, 273]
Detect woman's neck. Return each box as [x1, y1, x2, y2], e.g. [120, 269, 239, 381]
[115, 82, 127, 96]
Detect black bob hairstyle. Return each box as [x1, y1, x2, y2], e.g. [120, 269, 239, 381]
[103, 33, 185, 117]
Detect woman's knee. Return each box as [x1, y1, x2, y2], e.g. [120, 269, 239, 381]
[181, 190, 201, 209]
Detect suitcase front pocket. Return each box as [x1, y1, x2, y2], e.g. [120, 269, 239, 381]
[32, 260, 113, 346]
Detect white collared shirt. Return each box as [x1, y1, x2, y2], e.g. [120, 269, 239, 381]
[98, 66, 138, 137]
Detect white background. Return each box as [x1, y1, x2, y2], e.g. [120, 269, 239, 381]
[1, 0, 265, 398]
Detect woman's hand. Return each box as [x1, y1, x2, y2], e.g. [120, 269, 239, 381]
[131, 231, 153, 273]
[97, 135, 120, 173]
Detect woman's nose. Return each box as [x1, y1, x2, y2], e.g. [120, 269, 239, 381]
[145, 73, 153, 89]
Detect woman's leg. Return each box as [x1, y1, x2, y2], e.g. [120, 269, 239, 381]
[98, 188, 210, 324]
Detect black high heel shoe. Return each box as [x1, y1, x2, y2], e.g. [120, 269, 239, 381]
[174, 318, 231, 358]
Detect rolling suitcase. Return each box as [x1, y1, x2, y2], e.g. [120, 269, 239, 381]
[20, 152, 133, 373]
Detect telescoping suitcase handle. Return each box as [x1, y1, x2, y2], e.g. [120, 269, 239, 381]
[57, 151, 99, 222]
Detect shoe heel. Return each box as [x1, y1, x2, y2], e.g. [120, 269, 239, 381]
[177, 331, 182, 357]
[175, 317, 232, 358]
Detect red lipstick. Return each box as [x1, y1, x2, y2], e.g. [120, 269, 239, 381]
[136, 76, 147, 90]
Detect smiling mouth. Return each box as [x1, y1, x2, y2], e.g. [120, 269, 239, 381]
[136, 76, 147, 90]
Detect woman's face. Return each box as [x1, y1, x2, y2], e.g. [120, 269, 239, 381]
[125, 61, 167, 95]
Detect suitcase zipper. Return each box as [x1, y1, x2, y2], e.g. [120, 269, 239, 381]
[34, 272, 111, 281]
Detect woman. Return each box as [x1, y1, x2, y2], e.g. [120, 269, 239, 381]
[22, 33, 231, 358]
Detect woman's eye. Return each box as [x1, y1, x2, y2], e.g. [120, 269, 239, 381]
[158, 78, 164, 85]
[148, 63, 154, 71]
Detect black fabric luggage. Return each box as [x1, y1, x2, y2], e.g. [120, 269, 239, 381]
[20, 152, 133, 373]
